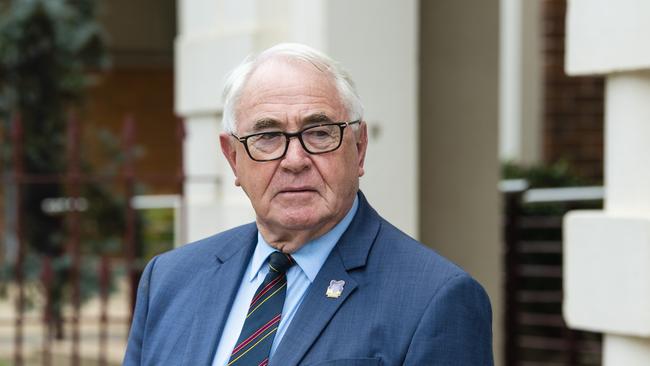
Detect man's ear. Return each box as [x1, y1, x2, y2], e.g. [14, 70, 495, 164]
[220, 133, 240, 186]
[356, 122, 368, 177]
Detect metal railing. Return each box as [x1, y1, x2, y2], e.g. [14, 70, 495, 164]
[1, 113, 186, 366]
[502, 179, 604, 366]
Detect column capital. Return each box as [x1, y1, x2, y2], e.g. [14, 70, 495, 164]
[566, 0, 650, 75]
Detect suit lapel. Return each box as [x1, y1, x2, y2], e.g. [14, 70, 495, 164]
[181, 225, 257, 366]
[270, 192, 381, 366]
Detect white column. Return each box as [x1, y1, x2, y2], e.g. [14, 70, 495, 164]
[499, 0, 523, 162]
[175, 0, 257, 243]
[564, 1, 650, 364]
[324, 0, 419, 237]
[605, 73, 650, 216]
[499, 0, 542, 164]
[604, 334, 650, 365]
[601, 72, 650, 364]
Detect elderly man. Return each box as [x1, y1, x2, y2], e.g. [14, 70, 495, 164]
[124, 43, 493, 366]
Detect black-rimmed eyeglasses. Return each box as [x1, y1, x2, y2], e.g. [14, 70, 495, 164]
[232, 121, 360, 162]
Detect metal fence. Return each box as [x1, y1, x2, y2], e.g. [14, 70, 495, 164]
[1, 113, 185, 365]
[502, 180, 604, 366]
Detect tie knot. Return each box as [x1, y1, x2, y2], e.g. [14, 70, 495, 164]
[268, 251, 294, 274]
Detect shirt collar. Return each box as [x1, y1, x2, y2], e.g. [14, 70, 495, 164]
[249, 195, 359, 283]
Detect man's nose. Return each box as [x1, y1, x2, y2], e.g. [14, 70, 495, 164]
[280, 136, 310, 171]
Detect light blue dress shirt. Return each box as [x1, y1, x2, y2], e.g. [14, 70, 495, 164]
[212, 196, 359, 366]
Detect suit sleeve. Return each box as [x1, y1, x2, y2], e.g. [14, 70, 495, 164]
[403, 274, 494, 366]
[123, 256, 158, 366]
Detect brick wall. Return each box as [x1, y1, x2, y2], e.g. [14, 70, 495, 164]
[542, 0, 604, 182]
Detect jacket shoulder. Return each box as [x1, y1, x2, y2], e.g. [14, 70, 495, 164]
[151, 222, 257, 274]
[373, 218, 469, 282]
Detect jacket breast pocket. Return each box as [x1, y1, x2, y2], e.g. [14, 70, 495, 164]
[303, 358, 380, 366]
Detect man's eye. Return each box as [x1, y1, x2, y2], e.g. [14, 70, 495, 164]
[256, 132, 282, 141]
[305, 129, 332, 138]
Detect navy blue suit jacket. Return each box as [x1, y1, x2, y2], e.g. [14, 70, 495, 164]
[124, 193, 493, 365]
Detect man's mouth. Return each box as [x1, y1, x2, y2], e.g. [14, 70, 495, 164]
[278, 187, 317, 194]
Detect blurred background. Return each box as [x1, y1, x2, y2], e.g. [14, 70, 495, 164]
[0, 0, 613, 365]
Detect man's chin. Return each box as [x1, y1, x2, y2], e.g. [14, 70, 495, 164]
[260, 198, 336, 233]
[276, 214, 321, 230]
[269, 208, 330, 232]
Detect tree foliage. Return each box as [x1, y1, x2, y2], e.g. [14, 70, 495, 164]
[1, 0, 111, 251]
[0, 0, 114, 337]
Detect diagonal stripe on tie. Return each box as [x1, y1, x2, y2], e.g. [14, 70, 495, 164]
[228, 326, 279, 365]
[228, 251, 294, 365]
[250, 276, 283, 306]
[231, 314, 281, 355]
[247, 281, 287, 318]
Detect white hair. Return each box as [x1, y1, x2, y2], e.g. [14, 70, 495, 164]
[221, 43, 364, 133]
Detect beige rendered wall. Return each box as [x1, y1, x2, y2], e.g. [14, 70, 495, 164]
[420, 1, 502, 364]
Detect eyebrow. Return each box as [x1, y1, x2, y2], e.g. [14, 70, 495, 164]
[303, 114, 334, 125]
[251, 118, 282, 131]
[249, 114, 335, 132]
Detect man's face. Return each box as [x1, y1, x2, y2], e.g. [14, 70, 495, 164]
[220, 58, 367, 249]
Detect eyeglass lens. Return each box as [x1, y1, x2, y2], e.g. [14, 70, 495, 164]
[247, 124, 343, 160]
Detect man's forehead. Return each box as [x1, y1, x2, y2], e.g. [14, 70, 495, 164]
[234, 58, 346, 131]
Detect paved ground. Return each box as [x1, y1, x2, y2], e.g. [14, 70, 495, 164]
[0, 279, 130, 366]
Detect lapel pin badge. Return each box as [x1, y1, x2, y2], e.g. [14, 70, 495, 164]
[326, 280, 345, 298]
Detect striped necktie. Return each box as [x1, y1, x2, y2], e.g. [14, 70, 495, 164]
[228, 251, 294, 366]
